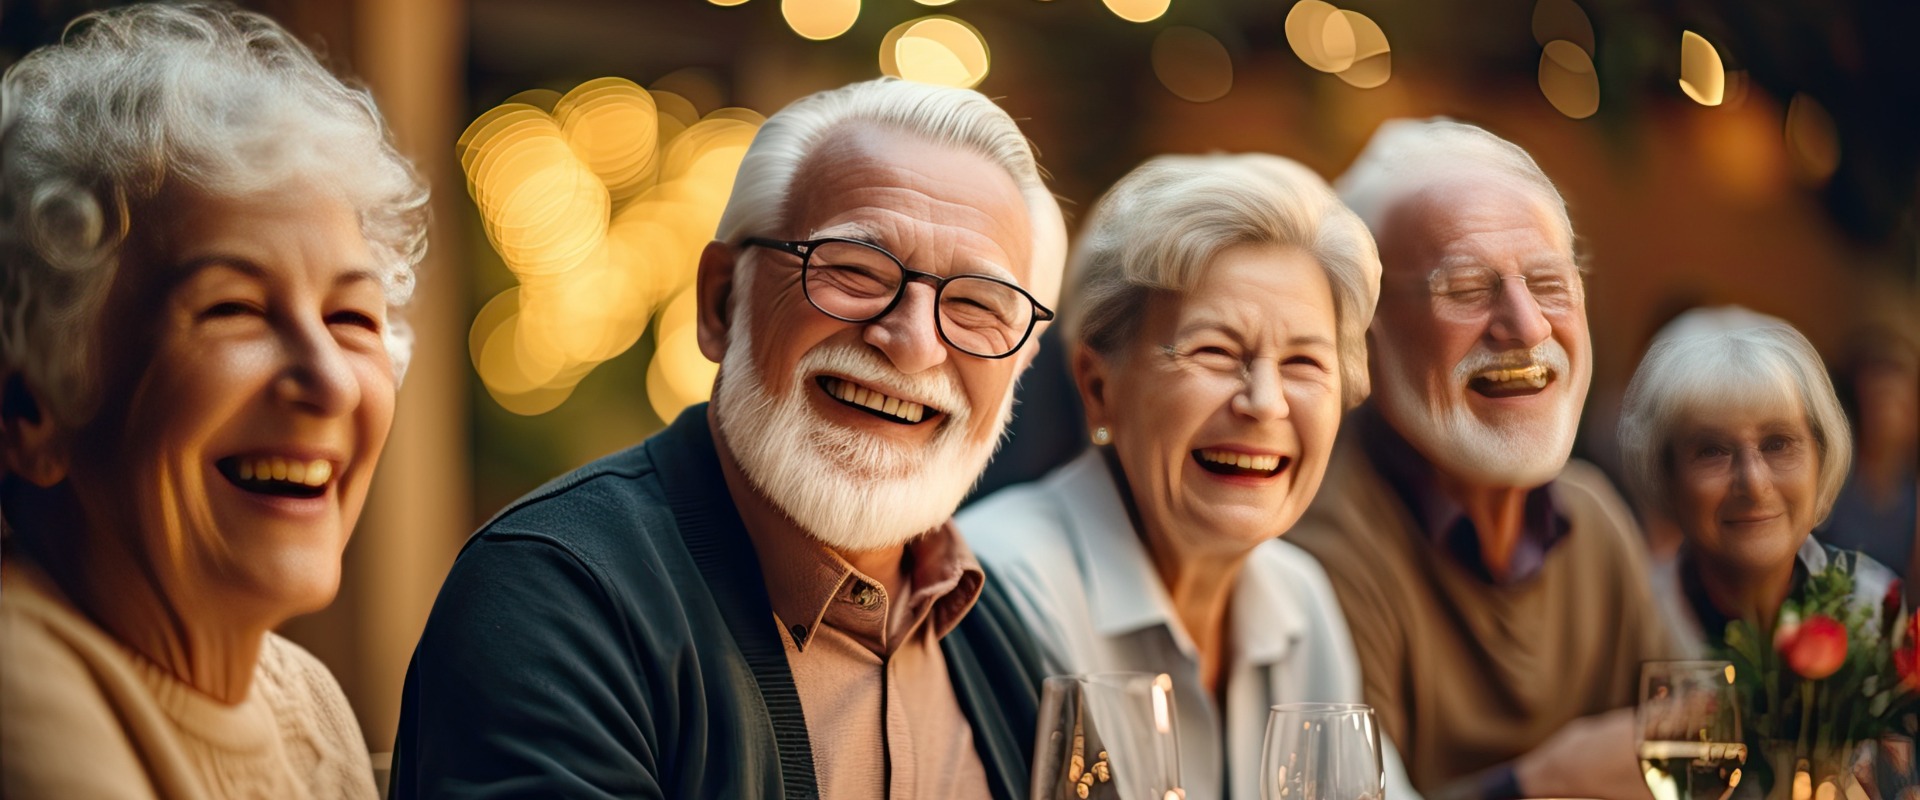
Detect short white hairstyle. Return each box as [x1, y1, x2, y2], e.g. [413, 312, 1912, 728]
[713, 77, 1065, 307]
[1066, 153, 1382, 408]
[1336, 118, 1574, 257]
[1618, 308, 1854, 524]
[0, 3, 429, 428]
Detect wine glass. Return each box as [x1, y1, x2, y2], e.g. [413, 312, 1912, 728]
[1259, 703, 1384, 800]
[1030, 672, 1184, 800]
[1638, 660, 1746, 800]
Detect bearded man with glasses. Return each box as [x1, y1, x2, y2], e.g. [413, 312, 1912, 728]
[390, 78, 1066, 800]
[1286, 119, 1673, 800]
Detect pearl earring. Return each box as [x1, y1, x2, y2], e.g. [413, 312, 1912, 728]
[1092, 426, 1111, 445]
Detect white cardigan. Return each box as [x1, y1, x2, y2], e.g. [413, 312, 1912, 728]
[959, 449, 1421, 800]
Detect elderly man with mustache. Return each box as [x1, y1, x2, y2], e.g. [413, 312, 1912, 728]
[389, 78, 1064, 799]
[1287, 119, 1671, 800]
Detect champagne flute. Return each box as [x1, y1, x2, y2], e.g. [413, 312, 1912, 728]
[1030, 672, 1184, 800]
[1638, 660, 1746, 800]
[1259, 703, 1384, 800]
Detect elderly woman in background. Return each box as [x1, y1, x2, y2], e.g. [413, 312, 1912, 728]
[0, 5, 426, 797]
[960, 153, 1417, 800]
[1620, 309, 1895, 655]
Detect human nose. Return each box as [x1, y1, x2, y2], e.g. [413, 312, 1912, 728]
[1486, 275, 1552, 349]
[273, 316, 361, 417]
[861, 282, 948, 375]
[1230, 358, 1290, 422]
[1728, 447, 1773, 502]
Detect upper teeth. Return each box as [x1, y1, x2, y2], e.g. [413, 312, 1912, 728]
[236, 457, 333, 487]
[824, 377, 926, 423]
[1476, 365, 1549, 386]
[1198, 449, 1283, 472]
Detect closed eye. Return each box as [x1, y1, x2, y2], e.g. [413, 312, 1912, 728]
[328, 310, 382, 332]
[201, 301, 261, 319]
[1284, 355, 1327, 370]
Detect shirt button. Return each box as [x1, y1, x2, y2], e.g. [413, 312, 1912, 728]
[789, 623, 808, 642]
[850, 583, 880, 609]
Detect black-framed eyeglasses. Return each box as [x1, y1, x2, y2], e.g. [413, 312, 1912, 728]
[741, 236, 1055, 359]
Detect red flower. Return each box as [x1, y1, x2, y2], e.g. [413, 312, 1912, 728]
[1777, 614, 1848, 679]
[1899, 613, 1920, 693]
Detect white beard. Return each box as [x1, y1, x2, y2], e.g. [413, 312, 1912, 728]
[1375, 337, 1589, 487]
[711, 310, 1014, 553]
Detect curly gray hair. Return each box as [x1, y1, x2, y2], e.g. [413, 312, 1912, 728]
[0, 2, 429, 428]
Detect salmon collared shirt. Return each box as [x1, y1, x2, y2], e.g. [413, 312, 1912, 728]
[747, 518, 992, 800]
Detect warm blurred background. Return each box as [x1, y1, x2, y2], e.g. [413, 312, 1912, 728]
[4, 0, 1915, 754]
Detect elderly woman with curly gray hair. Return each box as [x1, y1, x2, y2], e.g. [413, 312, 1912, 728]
[0, 4, 427, 797]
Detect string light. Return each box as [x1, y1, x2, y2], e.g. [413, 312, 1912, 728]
[1679, 31, 1726, 106]
[1538, 39, 1599, 119]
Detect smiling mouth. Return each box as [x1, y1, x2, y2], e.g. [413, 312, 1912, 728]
[817, 376, 936, 426]
[1193, 449, 1291, 478]
[1469, 364, 1553, 398]
[216, 456, 333, 499]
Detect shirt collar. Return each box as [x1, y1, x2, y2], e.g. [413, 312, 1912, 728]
[744, 511, 984, 655]
[1048, 449, 1305, 665]
[1359, 403, 1572, 586]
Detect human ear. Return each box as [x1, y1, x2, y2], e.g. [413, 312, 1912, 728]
[695, 240, 738, 363]
[1, 373, 70, 487]
[1069, 342, 1115, 440]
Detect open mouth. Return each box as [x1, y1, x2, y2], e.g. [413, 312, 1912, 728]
[216, 456, 334, 499]
[1193, 448, 1291, 478]
[817, 376, 937, 426]
[1468, 364, 1553, 398]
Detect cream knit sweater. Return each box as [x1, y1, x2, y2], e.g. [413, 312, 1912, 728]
[0, 561, 378, 799]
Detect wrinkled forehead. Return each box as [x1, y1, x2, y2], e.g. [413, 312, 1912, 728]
[1377, 175, 1572, 276]
[781, 123, 1036, 282]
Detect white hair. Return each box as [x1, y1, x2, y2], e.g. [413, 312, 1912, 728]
[1336, 117, 1574, 255]
[713, 77, 1065, 308]
[1066, 153, 1383, 408]
[1618, 309, 1854, 524]
[0, 3, 429, 427]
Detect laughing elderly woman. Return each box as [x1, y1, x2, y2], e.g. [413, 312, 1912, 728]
[1620, 309, 1896, 655]
[959, 154, 1418, 800]
[0, 5, 426, 797]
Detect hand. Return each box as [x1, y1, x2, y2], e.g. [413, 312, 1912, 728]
[1514, 709, 1652, 800]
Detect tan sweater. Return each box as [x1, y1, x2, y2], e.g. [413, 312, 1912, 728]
[0, 561, 377, 799]
[1287, 428, 1671, 800]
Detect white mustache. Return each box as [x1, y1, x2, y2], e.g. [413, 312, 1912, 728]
[1452, 340, 1570, 382]
[798, 344, 970, 424]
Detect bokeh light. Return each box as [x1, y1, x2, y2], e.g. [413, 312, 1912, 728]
[1102, 0, 1169, 25]
[646, 289, 721, 424]
[461, 76, 761, 415]
[914, 0, 958, 6]
[1152, 27, 1232, 102]
[1530, 0, 1593, 55]
[1679, 30, 1726, 106]
[883, 16, 991, 89]
[1286, 0, 1355, 74]
[709, 0, 750, 6]
[1786, 92, 1840, 184]
[651, 67, 726, 117]
[1538, 39, 1599, 119]
[1333, 11, 1390, 89]
[782, 0, 860, 40]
